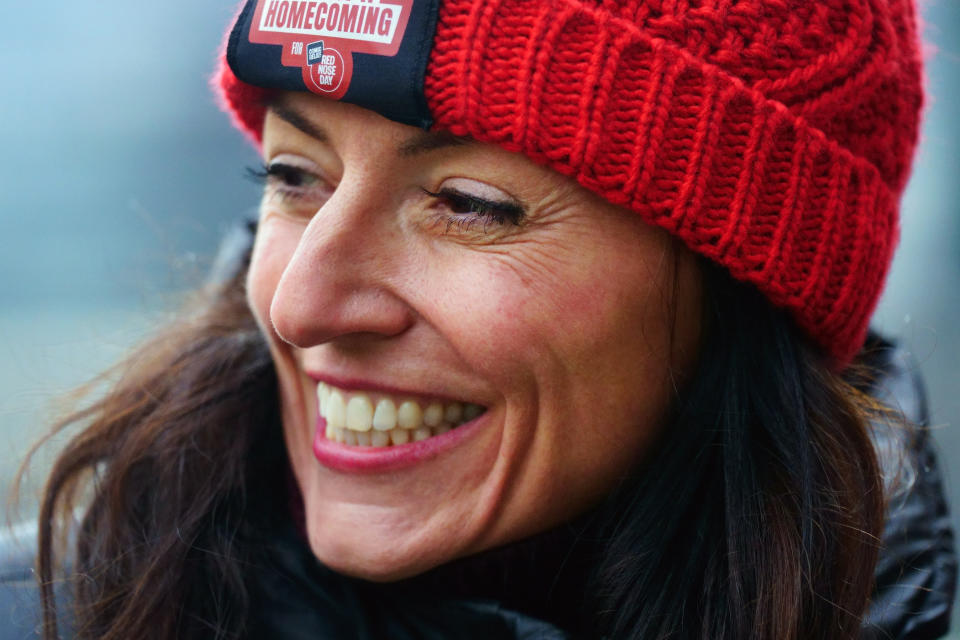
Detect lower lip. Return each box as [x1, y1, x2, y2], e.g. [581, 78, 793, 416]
[312, 415, 487, 473]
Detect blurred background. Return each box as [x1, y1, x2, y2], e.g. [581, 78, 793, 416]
[1, 2, 263, 509]
[1, 0, 958, 633]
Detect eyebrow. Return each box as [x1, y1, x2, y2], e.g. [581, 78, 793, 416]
[267, 100, 468, 158]
[269, 102, 330, 144]
[396, 129, 466, 157]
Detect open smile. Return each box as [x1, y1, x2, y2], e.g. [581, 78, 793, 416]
[317, 381, 486, 447]
[311, 380, 491, 473]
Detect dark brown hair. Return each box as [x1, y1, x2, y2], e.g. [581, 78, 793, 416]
[585, 260, 886, 638]
[29, 254, 278, 639]
[26, 246, 885, 639]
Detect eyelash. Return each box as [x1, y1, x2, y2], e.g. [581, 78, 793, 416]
[246, 163, 325, 203]
[421, 188, 525, 227]
[245, 164, 525, 227]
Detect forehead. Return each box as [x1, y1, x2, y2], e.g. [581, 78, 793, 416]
[267, 93, 468, 159]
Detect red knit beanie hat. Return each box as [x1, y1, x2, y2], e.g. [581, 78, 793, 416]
[216, 0, 924, 368]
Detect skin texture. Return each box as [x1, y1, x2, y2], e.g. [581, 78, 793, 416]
[247, 92, 702, 581]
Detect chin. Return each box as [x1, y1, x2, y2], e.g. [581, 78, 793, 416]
[303, 524, 457, 582]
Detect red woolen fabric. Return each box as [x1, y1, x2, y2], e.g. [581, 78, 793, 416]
[216, 0, 924, 369]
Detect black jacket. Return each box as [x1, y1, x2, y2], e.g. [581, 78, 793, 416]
[0, 333, 955, 639]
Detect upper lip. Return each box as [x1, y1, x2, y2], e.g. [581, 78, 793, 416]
[305, 371, 484, 406]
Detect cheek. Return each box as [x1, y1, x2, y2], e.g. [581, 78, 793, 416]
[440, 254, 633, 375]
[421, 261, 549, 384]
[419, 243, 648, 401]
[429, 238, 684, 456]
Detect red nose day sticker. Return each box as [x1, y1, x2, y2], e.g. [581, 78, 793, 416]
[248, 0, 413, 100]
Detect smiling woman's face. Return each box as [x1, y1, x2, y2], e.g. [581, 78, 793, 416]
[248, 92, 702, 581]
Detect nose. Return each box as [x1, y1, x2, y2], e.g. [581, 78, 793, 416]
[268, 177, 415, 348]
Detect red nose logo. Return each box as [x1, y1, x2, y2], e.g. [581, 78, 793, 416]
[307, 45, 345, 94]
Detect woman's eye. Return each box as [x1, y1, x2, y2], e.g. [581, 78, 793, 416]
[247, 161, 332, 207]
[421, 186, 525, 228]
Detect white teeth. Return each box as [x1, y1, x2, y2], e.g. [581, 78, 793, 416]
[318, 384, 330, 416]
[318, 382, 484, 447]
[327, 391, 346, 429]
[444, 403, 463, 423]
[372, 399, 397, 431]
[397, 401, 422, 429]
[423, 402, 444, 427]
[346, 396, 374, 432]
